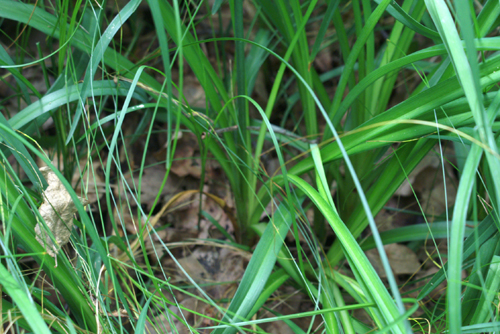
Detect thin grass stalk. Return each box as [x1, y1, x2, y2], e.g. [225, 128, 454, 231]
[326, 0, 393, 132]
[287, 0, 318, 137]
[289, 175, 407, 333]
[249, 0, 319, 223]
[370, 0, 425, 116]
[425, 1, 500, 331]
[57, 0, 69, 75]
[331, 7, 357, 93]
[231, 0, 252, 240]
[352, 0, 366, 128]
[66, 0, 142, 142]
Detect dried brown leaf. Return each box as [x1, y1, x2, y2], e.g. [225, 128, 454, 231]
[35, 167, 89, 258]
[366, 244, 421, 277]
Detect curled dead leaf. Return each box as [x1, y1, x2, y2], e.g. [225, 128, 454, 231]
[35, 166, 89, 258]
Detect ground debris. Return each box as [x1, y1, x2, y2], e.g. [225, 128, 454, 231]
[35, 166, 89, 258]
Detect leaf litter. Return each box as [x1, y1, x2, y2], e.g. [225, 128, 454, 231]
[35, 166, 89, 263]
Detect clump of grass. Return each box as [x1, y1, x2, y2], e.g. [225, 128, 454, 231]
[1, 0, 500, 333]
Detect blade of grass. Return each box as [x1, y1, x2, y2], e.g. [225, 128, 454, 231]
[249, 0, 319, 225]
[214, 96, 302, 334]
[418, 214, 499, 300]
[373, 0, 440, 41]
[135, 295, 154, 334]
[287, 174, 407, 333]
[66, 0, 142, 142]
[326, 0, 393, 132]
[469, 255, 500, 324]
[212, 180, 298, 334]
[309, 143, 411, 331]
[360, 222, 474, 251]
[0, 262, 51, 333]
[477, 0, 500, 37]
[425, 2, 500, 331]
[0, 113, 47, 190]
[8, 80, 138, 130]
[0, 45, 41, 102]
[464, 237, 500, 324]
[309, 0, 340, 62]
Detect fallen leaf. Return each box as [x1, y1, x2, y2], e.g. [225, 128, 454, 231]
[116, 164, 177, 208]
[413, 164, 457, 217]
[395, 154, 440, 197]
[366, 244, 420, 277]
[35, 166, 89, 258]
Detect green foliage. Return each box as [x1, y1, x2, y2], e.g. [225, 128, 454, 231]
[0, 0, 499, 333]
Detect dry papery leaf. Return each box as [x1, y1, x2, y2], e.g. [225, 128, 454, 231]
[168, 132, 202, 178]
[395, 154, 441, 197]
[35, 166, 89, 260]
[395, 147, 457, 217]
[155, 131, 206, 179]
[115, 164, 178, 208]
[366, 244, 421, 278]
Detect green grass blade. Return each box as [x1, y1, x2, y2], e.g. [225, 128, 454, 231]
[477, 0, 500, 37]
[327, 0, 393, 131]
[245, 29, 273, 100]
[310, 140, 409, 331]
[287, 175, 407, 333]
[66, 0, 142, 143]
[469, 255, 500, 324]
[0, 113, 47, 190]
[0, 262, 51, 333]
[211, 0, 225, 15]
[360, 222, 474, 251]
[425, 2, 500, 331]
[135, 295, 154, 334]
[374, 0, 440, 40]
[8, 80, 136, 130]
[460, 322, 500, 334]
[309, 0, 340, 62]
[0, 45, 41, 102]
[247, 269, 290, 317]
[231, 0, 252, 237]
[418, 213, 499, 300]
[213, 201, 296, 334]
